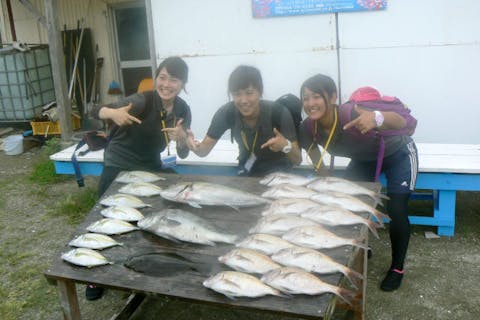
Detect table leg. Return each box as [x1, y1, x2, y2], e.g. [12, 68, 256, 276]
[57, 279, 81, 320]
[434, 190, 456, 236]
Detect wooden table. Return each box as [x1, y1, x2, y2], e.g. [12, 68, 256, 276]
[44, 174, 374, 320]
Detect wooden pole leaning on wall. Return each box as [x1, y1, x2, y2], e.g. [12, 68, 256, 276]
[45, 0, 72, 141]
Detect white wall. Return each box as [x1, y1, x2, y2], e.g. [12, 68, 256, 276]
[151, 0, 480, 143]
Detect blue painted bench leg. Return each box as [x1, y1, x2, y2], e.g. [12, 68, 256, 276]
[435, 190, 456, 236]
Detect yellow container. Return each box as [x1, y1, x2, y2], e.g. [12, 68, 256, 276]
[30, 114, 81, 136]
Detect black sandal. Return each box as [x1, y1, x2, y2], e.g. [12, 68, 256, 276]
[86, 284, 104, 301]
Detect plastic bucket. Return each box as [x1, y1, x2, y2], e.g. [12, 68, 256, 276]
[2, 134, 24, 155]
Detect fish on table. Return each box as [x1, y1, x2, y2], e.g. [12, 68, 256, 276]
[137, 209, 237, 246]
[118, 182, 162, 197]
[261, 267, 355, 305]
[100, 206, 145, 222]
[68, 233, 123, 250]
[61, 248, 113, 268]
[159, 181, 270, 209]
[306, 176, 389, 205]
[203, 271, 284, 299]
[271, 246, 364, 287]
[310, 191, 390, 225]
[282, 225, 369, 251]
[249, 214, 320, 236]
[100, 194, 151, 208]
[261, 198, 322, 216]
[259, 171, 318, 187]
[86, 218, 139, 235]
[299, 204, 381, 239]
[218, 248, 281, 274]
[236, 233, 295, 255]
[261, 184, 318, 200]
[115, 170, 166, 183]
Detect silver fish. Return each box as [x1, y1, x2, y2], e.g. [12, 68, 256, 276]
[159, 182, 270, 209]
[282, 225, 369, 251]
[261, 184, 318, 200]
[271, 246, 364, 287]
[299, 204, 381, 239]
[236, 233, 295, 255]
[262, 198, 322, 216]
[115, 170, 166, 183]
[249, 214, 319, 235]
[218, 248, 281, 274]
[307, 176, 388, 204]
[100, 206, 145, 222]
[61, 248, 113, 268]
[68, 233, 123, 250]
[203, 271, 284, 299]
[310, 191, 390, 225]
[86, 218, 139, 235]
[137, 209, 237, 245]
[100, 194, 151, 208]
[118, 182, 163, 197]
[261, 267, 354, 305]
[259, 172, 317, 187]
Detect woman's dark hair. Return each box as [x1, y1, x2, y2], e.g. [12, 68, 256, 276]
[300, 74, 337, 104]
[228, 65, 263, 95]
[155, 56, 188, 83]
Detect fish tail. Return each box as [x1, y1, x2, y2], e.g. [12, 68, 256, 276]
[335, 287, 358, 307]
[351, 240, 370, 251]
[372, 209, 390, 225]
[342, 267, 364, 289]
[366, 220, 380, 239]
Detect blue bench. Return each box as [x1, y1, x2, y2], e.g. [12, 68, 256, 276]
[51, 141, 480, 236]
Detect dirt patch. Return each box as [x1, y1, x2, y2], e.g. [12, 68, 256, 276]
[0, 140, 479, 319]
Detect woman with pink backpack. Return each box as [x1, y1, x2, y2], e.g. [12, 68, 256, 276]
[298, 74, 418, 291]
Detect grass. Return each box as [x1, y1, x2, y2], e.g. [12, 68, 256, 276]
[49, 187, 98, 225]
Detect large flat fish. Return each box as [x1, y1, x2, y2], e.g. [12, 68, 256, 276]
[236, 233, 295, 255]
[61, 248, 112, 268]
[261, 267, 355, 305]
[300, 204, 381, 239]
[307, 176, 388, 205]
[100, 206, 145, 222]
[138, 209, 237, 245]
[261, 198, 323, 216]
[203, 271, 284, 299]
[249, 214, 319, 235]
[259, 172, 317, 187]
[310, 191, 389, 225]
[115, 170, 166, 183]
[68, 233, 123, 250]
[124, 251, 210, 277]
[86, 218, 139, 235]
[271, 246, 364, 287]
[159, 182, 270, 209]
[100, 194, 151, 208]
[218, 248, 281, 274]
[282, 225, 369, 251]
[118, 182, 162, 197]
[261, 184, 318, 200]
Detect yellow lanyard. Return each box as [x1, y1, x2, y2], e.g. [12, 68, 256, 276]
[241, 130, 258, 154]
[160, 111, 176, 155]
[307, 107, 338, 172]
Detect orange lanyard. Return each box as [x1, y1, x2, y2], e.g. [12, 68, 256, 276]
[160, 110, 176, 155]
[240, 130, 259, 154]
[306, 107, 338, 172]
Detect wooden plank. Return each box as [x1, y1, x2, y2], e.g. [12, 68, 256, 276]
[110, 293, 145, 320]
[45, 174, 376, 319]
[57, 280, 81, 320]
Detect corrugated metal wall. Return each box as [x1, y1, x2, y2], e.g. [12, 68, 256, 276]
[0, 0, 136, 105]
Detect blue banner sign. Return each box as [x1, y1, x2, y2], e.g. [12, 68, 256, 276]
[252, 0, 387, 18]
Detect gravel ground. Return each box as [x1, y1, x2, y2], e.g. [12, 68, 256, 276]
[1, 137, 479, 319]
